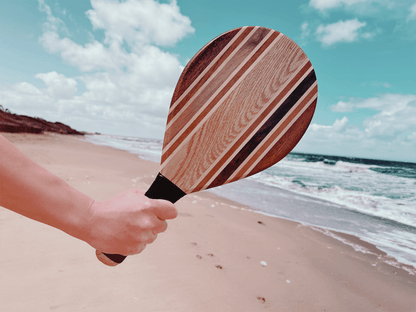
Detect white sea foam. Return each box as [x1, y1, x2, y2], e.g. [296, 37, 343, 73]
[249, 158, 416, 228]
[310, 227, 376, 255]
[83, 134, 162, 163]
[310, 227, 416, 275]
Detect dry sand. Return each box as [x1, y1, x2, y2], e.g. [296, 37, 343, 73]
[1, 132, 415, 312]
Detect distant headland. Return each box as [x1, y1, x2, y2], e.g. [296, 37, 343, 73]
[0, 106, 87, 135]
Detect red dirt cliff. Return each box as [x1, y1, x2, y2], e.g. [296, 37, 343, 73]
[0, 107, 84, 135]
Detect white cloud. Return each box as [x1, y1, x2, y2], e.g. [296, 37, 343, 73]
[316, 19, 368, 46]
[40, 31, 120, 72]
[309, 0, 416, 22]
[408, 3, 416, 21]
[355, 94, 416, 139]
[301, 22, 310, 38]
[309, 116, 349, 133]
[1, 0, 195, 138]
[300, 22, 311, 45]
[0, 81, 53, 114]
[309, 0, 369, 11]
[86, 0, 193, 47]
[296, 93, 416, 161]
[330, 101, 353, 112]
[305, 0, 416, 44]
[332, 116, 349, 132]
[331, 93, 416, 113]
[36, 72, 77, 99]
[38, 0, 68, 34]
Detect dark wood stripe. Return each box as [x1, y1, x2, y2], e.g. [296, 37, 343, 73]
[232, 83, 317, 182]
[193, 61, 312, 191]
[247, 100, 317, 177]
[161, 29, 279, 164]
[167, 27, 253, 124]
[206, 70, 317, 189]
[164, 27, 274, 147]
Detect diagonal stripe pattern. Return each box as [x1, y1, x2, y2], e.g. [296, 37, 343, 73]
[160, 27, 318, 194]
[161, 27, 281, 162]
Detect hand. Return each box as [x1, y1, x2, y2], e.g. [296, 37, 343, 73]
[85, 188, 177, 256]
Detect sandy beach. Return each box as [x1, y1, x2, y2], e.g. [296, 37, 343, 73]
[1, 132, 415, 312]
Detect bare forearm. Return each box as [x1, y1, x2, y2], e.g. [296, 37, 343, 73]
[0, 135, 94, 241]
[0, 135, 178, 256]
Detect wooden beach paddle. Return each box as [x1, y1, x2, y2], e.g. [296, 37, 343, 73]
[96, 26, 318, 266]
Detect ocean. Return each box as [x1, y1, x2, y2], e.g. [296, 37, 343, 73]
[82, 134, 416, 273]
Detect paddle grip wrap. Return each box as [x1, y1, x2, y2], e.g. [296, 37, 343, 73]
[96, 173, 186, 266]
[145, 172, 187, 203]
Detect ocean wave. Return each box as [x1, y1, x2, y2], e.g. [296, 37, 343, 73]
[278, 158, 377, 174]
[248, 172, 416, 228]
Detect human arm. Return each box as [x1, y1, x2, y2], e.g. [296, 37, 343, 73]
[0, 135, 177, 255]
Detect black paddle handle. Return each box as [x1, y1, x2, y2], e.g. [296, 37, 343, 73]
[96, 173, 186, 266]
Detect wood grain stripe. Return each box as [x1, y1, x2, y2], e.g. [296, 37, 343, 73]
[161, 30, 282, 168]
[165, 27, 258, 138]
[239, 85, 317, 181]
[191, 60, 313, 192]
[169, 28, 242, 106]
[163, 27, 277, 157]
[204, 70, 317, 189]
[167, 26, 253, 126]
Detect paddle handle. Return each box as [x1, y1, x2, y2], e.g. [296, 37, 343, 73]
[96, 173, 186, 266]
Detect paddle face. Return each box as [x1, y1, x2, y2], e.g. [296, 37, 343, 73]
[96, 26, 317, 266]
[160, 26, 317, 194]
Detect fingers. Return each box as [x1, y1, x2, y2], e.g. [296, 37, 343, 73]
[128, 231, 157, 255]
[142, 230, 158, 244]
[131, 188, 177, 220]
[130, 243, 146, 255]
[152, 199, 178, 220]
[152, 219, 168, 234]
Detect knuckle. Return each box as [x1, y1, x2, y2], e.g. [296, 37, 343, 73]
[160, 220, 168, 232]
[139, 215, 155, 230]
[136, 244, 146, 254]
[147, 233, 158, 244]
[127, 243, 146, 255]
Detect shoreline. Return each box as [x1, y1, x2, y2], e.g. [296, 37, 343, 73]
[1, 132, 415, 311]
[211, 189, 416, 275]
[82, 133, 416, 272]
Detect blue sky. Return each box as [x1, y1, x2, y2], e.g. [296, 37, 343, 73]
[1, 0, 415, 162]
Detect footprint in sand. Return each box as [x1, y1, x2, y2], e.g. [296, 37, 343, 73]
[257, 296, 266, 304]
[192, 243, 223, 269]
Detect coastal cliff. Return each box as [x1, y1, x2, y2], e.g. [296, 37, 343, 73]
[0, 106, 84, 135]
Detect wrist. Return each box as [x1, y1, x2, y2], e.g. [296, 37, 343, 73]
[56, 180, 96, 244]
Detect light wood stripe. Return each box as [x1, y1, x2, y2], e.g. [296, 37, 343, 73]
[165, 26, 254, 127]
[160, 31, 282, 169]
[166, 26, 251, 123]
[190, 60, 312, 192]
[165, 27, 268, 142]
[226, 82, 318, 184]
[162, 28, 277, 158]
[201, 70, 316, 191]
[202, 69, 316, 189]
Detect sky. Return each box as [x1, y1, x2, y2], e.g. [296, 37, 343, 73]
[0, 0, 415, 162]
